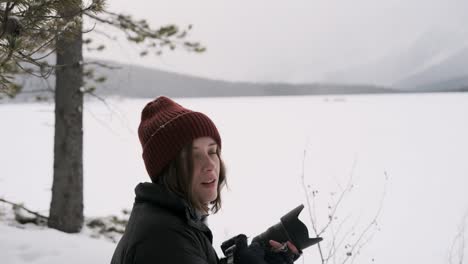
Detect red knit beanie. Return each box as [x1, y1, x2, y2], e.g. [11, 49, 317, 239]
[138, 96, 221, 180]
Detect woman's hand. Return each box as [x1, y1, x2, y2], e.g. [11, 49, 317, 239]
[268, 240, 299, 254]
[265, 240, 301, 264]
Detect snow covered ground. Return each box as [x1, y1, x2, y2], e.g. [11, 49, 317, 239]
[1, 94, 467, 263]
[0, 204, 115, 264]
[0, 223, 115, 264]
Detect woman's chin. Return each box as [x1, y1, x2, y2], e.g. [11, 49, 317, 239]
[201, 193, 218, 205]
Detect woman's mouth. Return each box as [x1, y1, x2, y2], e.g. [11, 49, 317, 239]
[202, 179, 216, 188]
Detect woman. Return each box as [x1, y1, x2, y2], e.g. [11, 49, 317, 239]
[111, 96, 299, 264]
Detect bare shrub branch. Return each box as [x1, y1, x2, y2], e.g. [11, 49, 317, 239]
[301, 148, 388, 264]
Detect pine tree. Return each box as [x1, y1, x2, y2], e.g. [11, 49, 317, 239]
[1, 0, 204, 233]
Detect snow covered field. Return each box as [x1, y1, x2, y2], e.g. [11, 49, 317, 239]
[1, 94, 467, 263]
[0, 223, 115, 264]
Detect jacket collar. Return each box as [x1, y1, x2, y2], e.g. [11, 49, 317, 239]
[134, 182, 212, 237]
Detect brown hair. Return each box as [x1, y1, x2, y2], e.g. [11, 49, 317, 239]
[154, 142, 226, 214]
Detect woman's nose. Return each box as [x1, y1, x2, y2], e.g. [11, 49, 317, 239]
[202, 155, 216, 170]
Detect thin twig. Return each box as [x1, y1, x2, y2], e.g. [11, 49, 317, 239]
[84, 91, 136, 137]
[0, 197, 48, 220]
[92, 28, 118, 41]
[14, 60, 53, 79]
[449, 209, 468, 264]
[340, 172, 388, 264]
[29, 47, 57, 61]
[21, 36, 56, 58]
[84, 61, 121, 70]
[319, 157, 357, 236]
[325, 213, 352, 262]
[300, 147, 325, 263]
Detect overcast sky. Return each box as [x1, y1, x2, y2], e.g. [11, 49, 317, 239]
[85, 0, 468, 84]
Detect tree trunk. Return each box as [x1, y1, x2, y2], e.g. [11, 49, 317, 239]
[49, 1, 84, 233]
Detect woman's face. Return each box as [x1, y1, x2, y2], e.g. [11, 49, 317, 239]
[191, 137, 220, 206]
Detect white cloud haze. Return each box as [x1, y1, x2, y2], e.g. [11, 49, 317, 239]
[85, 0, 468, 84]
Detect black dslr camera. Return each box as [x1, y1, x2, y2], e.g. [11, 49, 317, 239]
[221, 204, 322, 263]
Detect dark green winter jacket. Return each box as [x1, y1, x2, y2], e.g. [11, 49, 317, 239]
[111, 182, 219, 264]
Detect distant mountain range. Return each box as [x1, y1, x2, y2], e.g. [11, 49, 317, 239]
[323, 28, 468, 93]
[392, 45, 468, 91]
[4, 59, 400, 103]
[89, 61, 403, 97]
[3, 35, 468, 103]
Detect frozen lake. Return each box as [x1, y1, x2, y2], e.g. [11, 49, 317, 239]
[1, 93, 467, 263]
